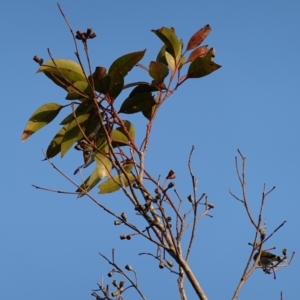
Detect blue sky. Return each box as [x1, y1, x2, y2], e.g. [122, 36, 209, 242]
[1, 1, 300, 299]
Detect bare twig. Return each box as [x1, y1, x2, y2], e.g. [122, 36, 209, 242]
[139, 252, 180, 275]
[57, 3, 95, 96]
[32, 184, 79, 195]
[99, 250, 146, 300]
[262, 221, 287, 245]
[185, 146, 198, 262]
[231, 150, 291, 300]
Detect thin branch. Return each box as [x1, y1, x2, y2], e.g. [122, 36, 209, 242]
[185, 146, 198, 262]
[231, 150, 290, 300]
[139, 252, 180, 275]
[174, 189, 184, 242]
[39, 154, 168, 250]
[262, 221, 287, 245]
[99, 250, 146, 300]
[233, 150, 258, 229]
[57, 3, 95, 96]
[228, 188, 243, 203]
[32, 185, 79, 195]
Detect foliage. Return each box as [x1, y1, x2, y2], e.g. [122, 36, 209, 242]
[23, 6, 293, 300]
[22, 24, 221, 197]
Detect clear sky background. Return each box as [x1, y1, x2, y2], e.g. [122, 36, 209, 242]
[1, 1, 299, 299]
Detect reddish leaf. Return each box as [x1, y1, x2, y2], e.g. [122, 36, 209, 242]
[186, 46, 209, 64]
[186, 25, 211, 51]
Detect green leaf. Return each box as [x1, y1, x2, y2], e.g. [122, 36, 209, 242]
[60, 112, 74, 126]
[186, 25, 211, 51]
[98, 173, 136, 194]
[38, 59, 86, 90]
[92, 74, 111, 95]
[107, 71, 124, 101]
[129, 85, 160, 121]
[112, 120, 135, 147]
[149, 61, 169, 84]
[187, 49, 221, 79]
[165, 51, 176, 72]
[103, 50, 146, 101]
[142, 96, 158, 121]
[60, 102, 91, 125]
[76, 167, 101, 197]
[152, 27, 182, 65]
[156, 45, 168, 65]
[94, 72, 124, 101]
[46, 125, 67, 159]
[111, 129, 128, 146]
[95, 127, 108, 150]
[119, 92, 156, 114]
[61, 113, 90, 157]
[108, 50, 146, 77]
[85, 114, 101, 140]
[21, 103, 62, 141]
[94, 119, 135, 150]
[151, 80, 166, 90]
[94, 152, 112, 179]
[89, 66, 107, 93]
[123, 162, 134, 173]
[129, 83, 158, 97]
[65, 81, 92, 100]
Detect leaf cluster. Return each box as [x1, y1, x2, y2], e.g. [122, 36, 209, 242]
[22, 25, 221, 197]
